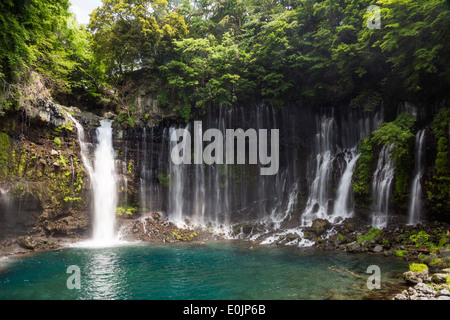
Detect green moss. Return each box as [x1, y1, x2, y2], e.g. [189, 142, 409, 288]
[0, 132, 10, 175]
[127, 161, 133, 175]
[58, 154, 67, 167]
[429, 258, 446, 268]
[54, 137, 62, 148]
[18, 150, 27, 177]
[409, 263, 428, 273]
[157, 172, 170, 187]
[395, 249, 408, 257]
[357, 227, 383, 244]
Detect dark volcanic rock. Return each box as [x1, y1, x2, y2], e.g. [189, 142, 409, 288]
[17, 236, 36, 250]
[311, 218, 331, 235]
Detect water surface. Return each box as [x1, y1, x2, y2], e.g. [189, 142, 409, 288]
[0, 241, 407, 300]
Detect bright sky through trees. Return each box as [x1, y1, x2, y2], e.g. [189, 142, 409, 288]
[70, 0, 102, 25]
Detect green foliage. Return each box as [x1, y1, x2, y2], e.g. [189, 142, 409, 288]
[0, 0, 93, 111]
[353, 137, 374, 200]
[155, 0, 449, 116]
[371, 113, 415, 166]
[1, 0, 448, 121]
[356, 227, 383, 244]
[426, 108, 450, 213]
[89, 0, 188, 84]
[409, 231, 430, 248]
[116, 205, 138, 216]
[353, 113, 415, 202]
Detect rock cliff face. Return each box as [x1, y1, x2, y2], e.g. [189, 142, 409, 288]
[0, 76, 92, 247]
[0, 74, 448, 252]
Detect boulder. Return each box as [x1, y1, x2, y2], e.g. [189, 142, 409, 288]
[440, 268, 450, 274]
[438, 289, 450, 296]
[347, 242, 361, 253]
[431, 273, 448, 284]
[393, 293, 407, 300]
[373, 245, 383, 253]
[311, 218, 331, 235]
[403, 269, 429, 285]
[286, 233, 300, 242]
[439, 248, 450, 258]
[343, 222, 355, 233]
[17, 236, 36, 250]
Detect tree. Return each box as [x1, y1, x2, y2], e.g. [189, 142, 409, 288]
[0, 0, 92, 114]
[88, 0, 188, 84]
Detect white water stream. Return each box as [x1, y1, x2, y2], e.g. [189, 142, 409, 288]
[68, 115, 119, 246]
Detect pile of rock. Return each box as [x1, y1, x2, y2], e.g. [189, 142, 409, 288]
[393, 268, 450, 300]
[117, 212, 223, 243]
[393, 283, 450, 300]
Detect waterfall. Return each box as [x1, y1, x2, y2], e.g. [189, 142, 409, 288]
[140, 127, 148, 212]
[133, 104, 384, 243]
[408, 129, 425, 225]
[92, 120, 118, 243]
[68, 115, 118, 246]
[332, 148, 360, 218]
[168, 125, 189, 226]
[301, 116, 336, 224]
[67, 114, 94, 178]
[163, 105, 301, 233]
[371, 144, 395, 228]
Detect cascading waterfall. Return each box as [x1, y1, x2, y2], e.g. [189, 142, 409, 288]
[168, 125, 190, 227]
[68, 115, 118, 245]
[408, 129, 425, 225]
[301, 108, 383, 227]
[371, 144, 395, 228]
[164, 104, 301, 233]
[134, 104, 384, 243]
[67, 114, 94, 178]
[332, 148, 360, 219]
[92, 120, 118, 243]
[301, 116, 336, 224]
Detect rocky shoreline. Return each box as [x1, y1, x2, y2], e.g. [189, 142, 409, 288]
[1, 213, 449, 300]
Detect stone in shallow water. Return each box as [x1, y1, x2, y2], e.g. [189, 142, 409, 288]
[346, 242, 361, 253]
[373, 245, 383, 253]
